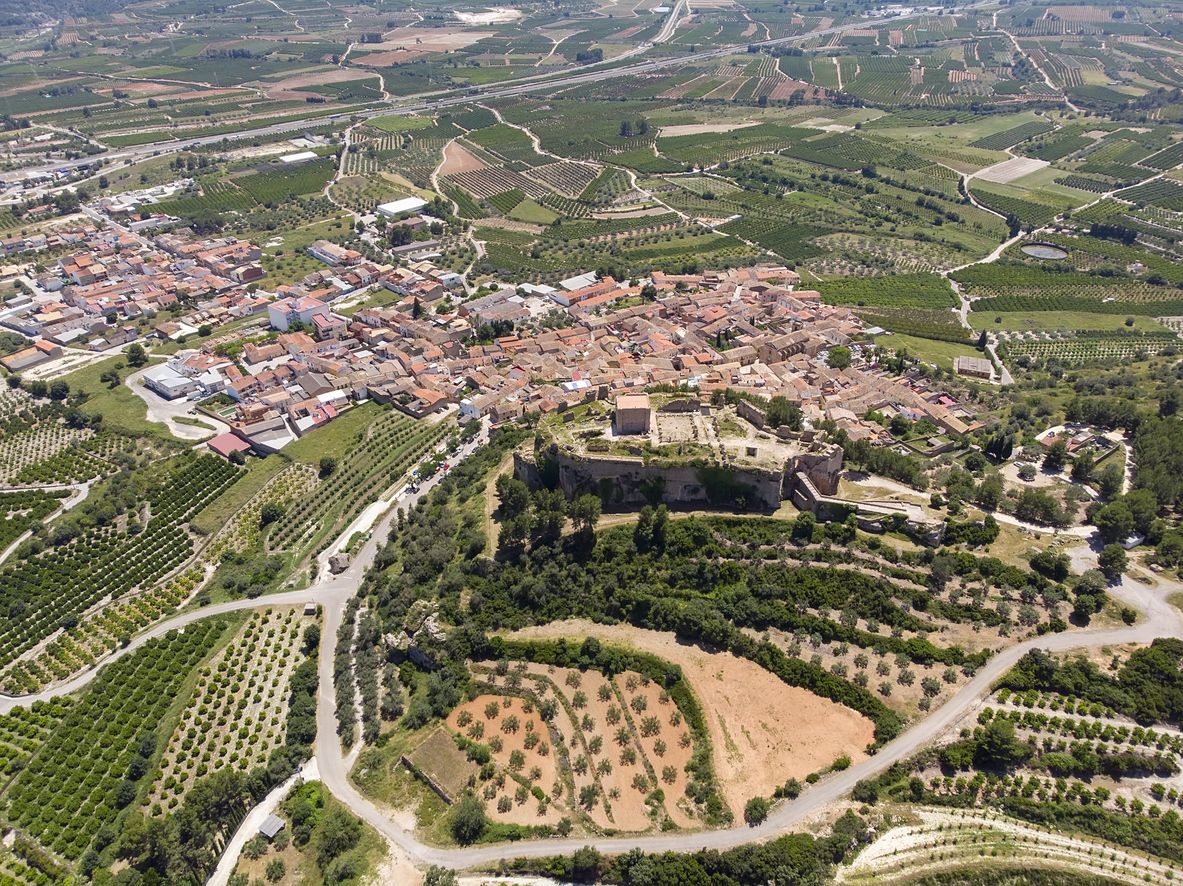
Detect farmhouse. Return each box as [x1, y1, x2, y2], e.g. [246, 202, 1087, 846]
[206, 432, 252, 460]
[954, 355, 994, 380]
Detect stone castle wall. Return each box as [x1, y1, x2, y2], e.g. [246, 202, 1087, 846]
[516, 447, 786, 511]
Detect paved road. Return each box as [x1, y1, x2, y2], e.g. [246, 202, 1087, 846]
[305, 503, 1183, 869]
[2, 0, 993, 187]
[0, 423, 1177, 873]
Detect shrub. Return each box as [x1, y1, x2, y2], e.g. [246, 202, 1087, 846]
[744, 795, 771, 825]
[450, 793, 486, 844]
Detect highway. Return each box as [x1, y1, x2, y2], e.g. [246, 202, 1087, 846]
[2, 0, 994, 186]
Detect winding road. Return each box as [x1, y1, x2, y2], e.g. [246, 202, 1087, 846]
[2, 0, 995, 189]
[317, 542, 1183, 870]
[0, 418, 1178, 875]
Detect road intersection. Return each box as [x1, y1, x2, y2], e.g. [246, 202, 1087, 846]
[0, 421, 1178, 876]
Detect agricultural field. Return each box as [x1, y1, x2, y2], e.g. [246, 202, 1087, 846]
[6, 2, 1183, 884]
[855, 642, 1183, 876]
[346, 434, 1095, 852]
[2, 621, 231, 859]
[150, 607, 316, 813]
[267, 406, 448, 567]
[0, 454, 240, 682]
[446, 663, 708, 831]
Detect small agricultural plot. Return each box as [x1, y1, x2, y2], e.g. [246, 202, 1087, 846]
[267, 408, 447, 561]
[505, 623, 877, 819]
[0, 422, 94, 484]
[150, 608, 315, 812]
[446, 660, 705, 832]
[0, 454, 240, 679]
[3, 621, 229, 859]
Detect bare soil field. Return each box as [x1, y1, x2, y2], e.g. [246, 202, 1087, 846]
[657, 121, 759, 138]
[507, 621, 876, 817]
[269, 68, 365, 91]
[104, 81, 177, 97]
[350, 50, 424, 66]
[379, 28, 487, 51]
[975, 156, 1050, 184]
[439, 141, 487, 176]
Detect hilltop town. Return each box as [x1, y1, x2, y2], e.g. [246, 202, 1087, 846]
[3, 218, 986, 462]
[2, 1, 1183, 885]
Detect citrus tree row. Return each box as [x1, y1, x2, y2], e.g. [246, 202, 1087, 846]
[269, 413, 447, 554]
[0, 455, 239, 672]
[3, 621, 229, 860]
[149, 608, 311, 813]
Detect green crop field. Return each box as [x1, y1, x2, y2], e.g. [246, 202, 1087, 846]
[819, 273, 957, 309]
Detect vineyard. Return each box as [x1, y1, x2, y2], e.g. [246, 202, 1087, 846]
[526, 161, 600, 198]
[153, 180, 256, 219]
[954, 264, 1183, 308]
[2, 621, 229, 859]
[235, 158, 336, 204]
[661, 123, 818, 167]
[1021, 126, 1094, 162]
[1139, 141, 1183, 171]
[719, 218, 824, 263]
[465, 124, 548, 167]
[445, 166, 550, 202]
[268, 411, 447, 559]
[1054, 174, 1114, 194]
[856, 308, 972, 343]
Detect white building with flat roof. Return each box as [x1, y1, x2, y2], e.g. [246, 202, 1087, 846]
[377, 197, 429, 218]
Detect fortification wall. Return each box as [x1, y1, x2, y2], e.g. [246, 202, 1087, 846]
[518, 446, 785, 511]
[791, 444, 843, 496]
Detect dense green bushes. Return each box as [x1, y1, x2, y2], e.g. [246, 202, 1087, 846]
[997, 641, 1183, 726]
[513, 810, 869, 884]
